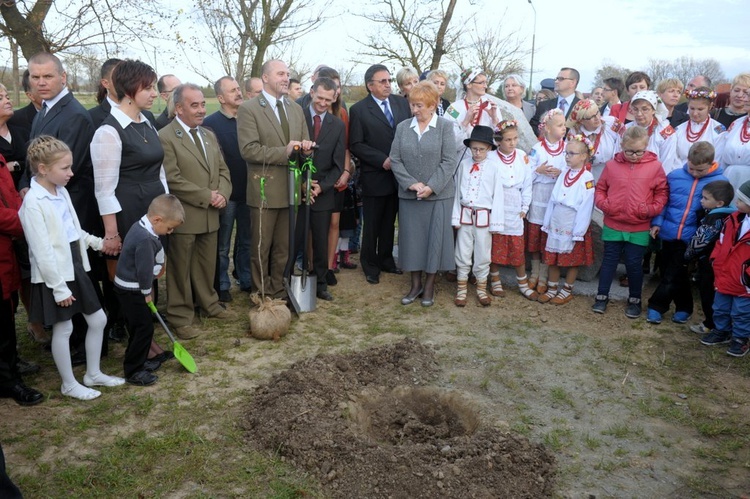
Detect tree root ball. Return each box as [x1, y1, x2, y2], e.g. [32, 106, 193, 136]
[248, 294, 290, 341]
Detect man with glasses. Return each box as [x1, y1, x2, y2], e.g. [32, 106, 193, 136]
[155, 74, 181, 130]
[600, 77, 624, 117]
[530, 67, 580, 136]
[348, 64, 410, 284]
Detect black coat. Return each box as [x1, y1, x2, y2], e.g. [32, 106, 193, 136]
[530, 95, 581, 137]
[89, 99, 157, 128]
[348, 94, 410, 197]
[303, 107, 345, 212]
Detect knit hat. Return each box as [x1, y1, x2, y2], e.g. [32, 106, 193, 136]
[737, 180, 750, 206]
[631, 90, 669, 124]
[463, 125, 497, 150]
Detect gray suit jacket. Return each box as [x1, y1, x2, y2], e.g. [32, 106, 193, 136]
[237, 94, 309, 209]
[158, 120, 232, 235]
[389, 116, 456, 201]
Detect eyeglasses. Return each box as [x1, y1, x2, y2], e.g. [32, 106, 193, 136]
[630, 106, 653, 115]
[555, 77, 574, 82]
[470, 147, 490, 153]
[370, 78, 392, 85]
[603, 87, 613, 92]
[582, 113, 601, 121]
[471, 80, 488, 86]
[564, 151, 583, 156]
[623, 149, 646, 156]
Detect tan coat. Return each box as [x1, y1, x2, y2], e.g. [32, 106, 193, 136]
[237, 95, 309, 209]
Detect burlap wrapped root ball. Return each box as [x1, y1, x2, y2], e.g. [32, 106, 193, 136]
[248, 294, 291, 341]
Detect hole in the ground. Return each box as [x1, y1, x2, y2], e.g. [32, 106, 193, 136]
[348, 386, 480, 445]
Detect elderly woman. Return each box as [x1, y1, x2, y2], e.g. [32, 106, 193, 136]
[502, 74, 536, 122]
[396, 67, 419, 98]
[713, 73, 750, 129]
[610, 71, 652, 124]
[390, 81, 456, 307]
[566, 99, 622, 181]
[624, 90, 679, 173]
[656, 78, 688, 128]
[426, 69, 451, 117]
[536, 89, 555, 106]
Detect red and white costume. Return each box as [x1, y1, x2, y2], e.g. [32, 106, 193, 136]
[674, 118, 726, 165]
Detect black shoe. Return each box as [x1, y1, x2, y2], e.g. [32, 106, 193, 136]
[0, 382, 44, 406]
[71, 351, 87, 367]
[366, 274, 379, 285]
[591, 295, 609, 314]
[108, 321, 128, 342]
[316, 289, 334, 301]
[126, 370, 158, 386]
[219, 290, 233, 303]
[625, 298, 642, 319]
[382, 267, 403, 275]
[326, 270, 338, 286]
[16, 358, 40, 376]
[151, 351, 175, 364]
[144, 359, 161, 372]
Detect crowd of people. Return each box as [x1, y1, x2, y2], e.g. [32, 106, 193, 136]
[2, 54, 750, 413]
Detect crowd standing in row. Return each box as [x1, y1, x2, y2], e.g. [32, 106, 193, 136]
[2, 55, 750, 412]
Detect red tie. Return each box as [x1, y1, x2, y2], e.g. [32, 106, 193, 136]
[313, 114, 321, 141]
[470, 162, 480, 173]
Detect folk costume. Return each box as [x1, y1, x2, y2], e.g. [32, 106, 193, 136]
[491, 148, 532, 267]
[674, 118, 726, 165]
[719, 115, 750, 193]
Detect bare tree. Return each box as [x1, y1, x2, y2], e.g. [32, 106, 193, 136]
[186, 0, 324, 84]
[354, 0, 462, 74]
[646, 56, 727, 87]
[592, 62, 632, 90]
[455, 18, 528, 93]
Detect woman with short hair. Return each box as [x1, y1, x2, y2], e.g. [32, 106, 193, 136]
[656, 78, 688, 128]
[396, 67, 419, 98]
[502, 74, 536, 122]
[712, 73, 750, 129]
[610, 71, 652, 123]
[426, 69, 451, 117]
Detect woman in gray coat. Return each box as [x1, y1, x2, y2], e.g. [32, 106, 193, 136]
[390, 81, 457, 307]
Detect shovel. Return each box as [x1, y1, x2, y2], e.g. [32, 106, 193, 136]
[283, 146, 303, 315]
[147, 301, 197, 373]
[290, 151, 317, 312]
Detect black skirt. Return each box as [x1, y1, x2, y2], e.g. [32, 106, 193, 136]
[29, 242, 103, 325]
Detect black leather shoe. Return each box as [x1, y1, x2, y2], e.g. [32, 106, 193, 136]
[151, 351, 175, 364]
[144, 359, 161, 372]
[127, 370, 158, 386]
[316, 289, 334, 301]
[325, 270, 338, 286]
[366, 275, 379, 285]
[108, 321, 128, 342]
[0, 382, 44, 406]
[382, 267, 403, 275]
[16, 358, 40, 376]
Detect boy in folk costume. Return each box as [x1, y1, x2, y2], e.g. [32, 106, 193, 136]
[538, 135, 596, 305]
[452, 126, 505, 307]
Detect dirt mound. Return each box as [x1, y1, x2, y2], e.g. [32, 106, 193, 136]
[243, 339, 556, 498]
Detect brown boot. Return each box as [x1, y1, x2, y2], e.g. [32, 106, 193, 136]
[455, 280, 468, 307]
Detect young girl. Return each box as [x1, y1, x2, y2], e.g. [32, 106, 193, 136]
[593, 127, 669, 317]
[452, 125, 505, 307]
[538, 135, 595, 305]
[489, 120, 534, 299]
[527, 109, 566, 294]
[674, 87, 726, 165]
[19, 136, 124, 401]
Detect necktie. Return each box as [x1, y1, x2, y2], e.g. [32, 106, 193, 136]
[313, 114, 321, 141]
[381, 99, 395, 127]
[558, 99, 567, 113]
[189, 128, 207, 162]
[39, 103, 48, 120]
[470, 162, 480, 173]
[276, 100, 290, 142]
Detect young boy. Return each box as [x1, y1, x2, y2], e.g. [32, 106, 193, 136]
[114, 194, 185, 385]
[646, 142, 728, 324]
[685, 180, 735, 334]
[451, 125, 505, 307]
[700, 179, 750, 357]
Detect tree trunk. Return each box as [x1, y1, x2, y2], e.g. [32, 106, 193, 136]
[0, 1, 54, 59]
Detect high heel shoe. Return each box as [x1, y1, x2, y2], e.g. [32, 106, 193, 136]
[401, 288, 424, 305]
[27, 324, 51, 345]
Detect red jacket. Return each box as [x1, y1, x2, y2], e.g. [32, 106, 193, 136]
[710, 212, 750, 298]
[0, 156, 22, 300]
[595, 151, 669, 232]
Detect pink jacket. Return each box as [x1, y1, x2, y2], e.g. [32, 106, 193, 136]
[595, 151, 669, 232]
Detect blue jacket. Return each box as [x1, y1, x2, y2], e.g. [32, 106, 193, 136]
[652, 163, 728, 242]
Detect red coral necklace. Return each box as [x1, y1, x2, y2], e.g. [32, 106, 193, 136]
[542, 138, 564, 156]
[686, 119, 710, 143]
[497, 150, 516, 164]
[563, 167, 585, 187]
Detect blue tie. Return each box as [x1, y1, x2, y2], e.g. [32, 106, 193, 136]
[382, 99, 395, 127]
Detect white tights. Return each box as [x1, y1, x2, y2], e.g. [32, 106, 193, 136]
[51, 310, 123, 400]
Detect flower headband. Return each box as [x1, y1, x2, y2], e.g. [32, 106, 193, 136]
[539, 108, 564, 133]
[494, 119, 518, 135]
[685, 88, 717, 101]
[567, 99, 597, 124]
[462, 68, 483, 87]
[568, 134, 595, 157]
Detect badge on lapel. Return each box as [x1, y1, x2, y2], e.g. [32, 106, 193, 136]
[175, 128, 183, 138]
[259, 97, 267, 108]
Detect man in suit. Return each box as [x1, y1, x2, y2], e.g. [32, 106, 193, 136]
[203, 76, 251, 302]
[530, 67, 581, 137]
[155, 74, 181, 130]
[8, 70, 40, 131]
[159, 83, 232, 340]
[297, 77, 345, 301]
[349, 63, 410, 284]
[600, 77, 624, 117]
[89, 58, 157, 129]
[238, 59, 314, 298]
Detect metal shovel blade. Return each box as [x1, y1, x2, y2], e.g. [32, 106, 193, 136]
[290, 274, 317, 312]
[148, 302, 197, 373]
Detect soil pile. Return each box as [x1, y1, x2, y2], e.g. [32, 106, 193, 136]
[244, 339, 556, 498]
